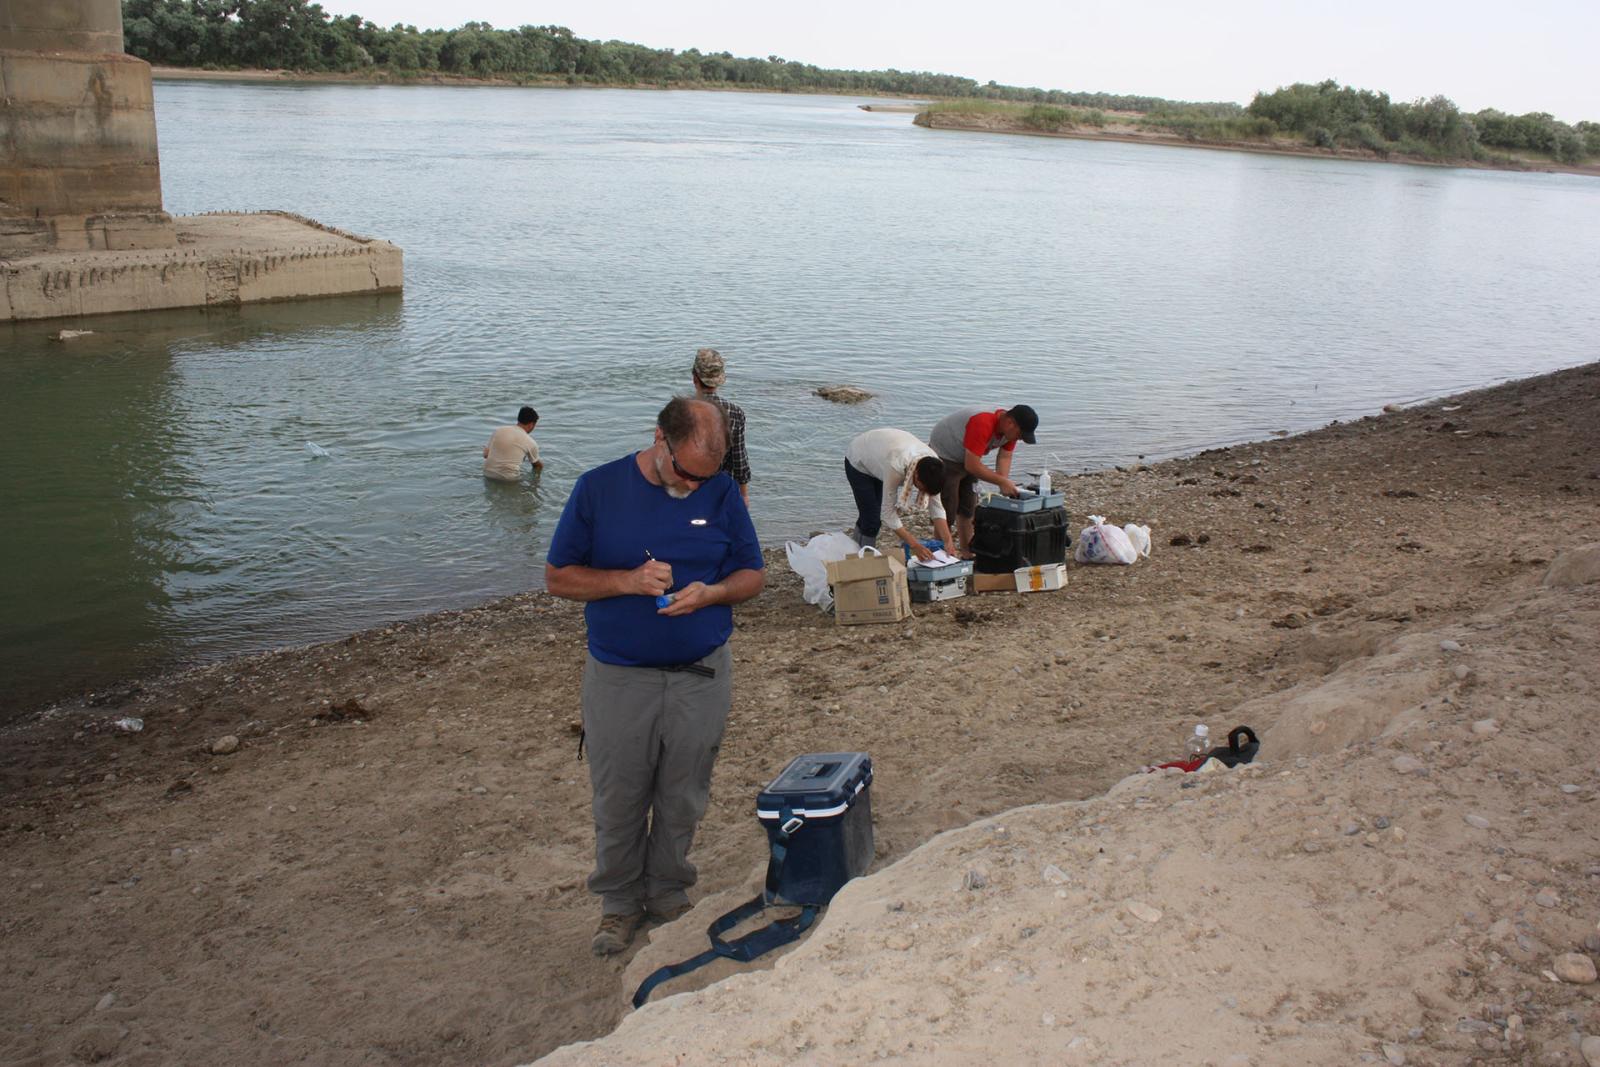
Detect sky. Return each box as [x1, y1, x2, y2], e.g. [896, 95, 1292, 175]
[336, 0, 1600, 123]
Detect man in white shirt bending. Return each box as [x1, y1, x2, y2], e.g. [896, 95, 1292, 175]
[844, 428, 956, 562]
[483, 406, 543, 481]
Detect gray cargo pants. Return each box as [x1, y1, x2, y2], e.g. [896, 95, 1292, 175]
[581, 643, 732, 916]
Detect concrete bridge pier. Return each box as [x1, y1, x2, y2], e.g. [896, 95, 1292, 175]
[0, 0, 177, 255]
[1, 0, 402, 322]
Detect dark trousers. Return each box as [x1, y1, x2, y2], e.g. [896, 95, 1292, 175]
[844, 459, 884, 540]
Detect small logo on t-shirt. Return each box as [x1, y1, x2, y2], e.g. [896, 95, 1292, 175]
[690, 518, 708, 526]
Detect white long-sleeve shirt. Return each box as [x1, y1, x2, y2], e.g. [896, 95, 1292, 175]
[845, 428, 949, 533]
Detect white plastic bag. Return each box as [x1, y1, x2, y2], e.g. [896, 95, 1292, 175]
[1074, 515, 1139, 565]
[1122, 523, 1152, 559]
[783, 531, 862, 609]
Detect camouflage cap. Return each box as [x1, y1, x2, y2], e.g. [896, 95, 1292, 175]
[692, 347, 726, 388]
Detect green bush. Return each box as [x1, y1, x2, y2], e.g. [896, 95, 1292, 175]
[1137, 110, 1276, 142]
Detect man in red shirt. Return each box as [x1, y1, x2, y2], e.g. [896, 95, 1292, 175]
[928, 404, 1039, 556]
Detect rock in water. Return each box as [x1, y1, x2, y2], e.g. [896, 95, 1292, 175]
[814, 385, 873, 404]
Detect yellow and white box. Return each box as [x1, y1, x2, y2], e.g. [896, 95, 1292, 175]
[1013, 562, 1067, 592]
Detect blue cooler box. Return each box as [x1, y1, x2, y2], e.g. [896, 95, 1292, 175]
[755, 753, 874, 907]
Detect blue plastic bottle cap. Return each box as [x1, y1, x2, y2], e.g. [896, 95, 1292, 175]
[655, 594, 675, 609]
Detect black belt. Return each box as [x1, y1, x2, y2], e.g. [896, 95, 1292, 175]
[659, 662, 717, 678]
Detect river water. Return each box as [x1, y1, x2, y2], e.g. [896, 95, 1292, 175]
[3, 83, 1598, 714]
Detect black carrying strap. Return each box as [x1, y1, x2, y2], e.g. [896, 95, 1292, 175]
[631, 808, 817, 1009]
[1205, 725, 1260, 768]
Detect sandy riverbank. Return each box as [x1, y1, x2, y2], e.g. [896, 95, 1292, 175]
[913, 110, 1600, 178]
[3, 364, 1598, 1065]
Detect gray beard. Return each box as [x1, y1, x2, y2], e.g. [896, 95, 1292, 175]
[654, 451, 692, 499]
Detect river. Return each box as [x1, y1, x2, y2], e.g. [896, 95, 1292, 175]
[2, 83, 1597, 715]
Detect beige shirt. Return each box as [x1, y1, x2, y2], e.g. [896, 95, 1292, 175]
[483, 425, 540, 481]
[845, 428, 948, 532]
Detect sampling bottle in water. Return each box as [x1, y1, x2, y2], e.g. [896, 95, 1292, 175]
[1185, 723, 1210, 761]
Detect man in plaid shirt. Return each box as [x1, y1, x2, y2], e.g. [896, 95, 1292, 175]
[691, 348, 751, 504]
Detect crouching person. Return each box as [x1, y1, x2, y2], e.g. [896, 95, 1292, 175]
[844, 428, 956, 562]
[545, 396, 766, 956]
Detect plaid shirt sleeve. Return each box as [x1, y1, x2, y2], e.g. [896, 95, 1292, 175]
[719, 398, 751, 485]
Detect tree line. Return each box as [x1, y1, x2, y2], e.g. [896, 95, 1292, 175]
[119, 0, 1232, 109]
[1241, 81, 1598, 165]
[122, 2, 1595, 164]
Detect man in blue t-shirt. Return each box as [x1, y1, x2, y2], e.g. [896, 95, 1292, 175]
[546, 395, 766, 957]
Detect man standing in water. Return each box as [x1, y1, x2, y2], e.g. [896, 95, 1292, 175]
[482, 405, 542, 481]
[545, 396, 765, 956]
[690, 348, 751, 504]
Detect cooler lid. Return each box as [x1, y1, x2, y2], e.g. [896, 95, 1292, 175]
[756, 752, 872, 819]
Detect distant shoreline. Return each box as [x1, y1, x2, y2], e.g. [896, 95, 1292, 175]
[913, 110, 1600, 178]
[149, 67, 1597, 177]
[148, 65, 920, 98]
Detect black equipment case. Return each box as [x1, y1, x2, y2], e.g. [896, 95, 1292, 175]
[973, 504, 1071, 574]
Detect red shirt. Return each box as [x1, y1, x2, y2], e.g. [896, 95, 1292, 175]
[964, 409, 1017, 456]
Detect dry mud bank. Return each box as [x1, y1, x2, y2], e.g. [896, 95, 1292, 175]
[3, 364, 1599, 1066]
[913, 111, 1600, 179]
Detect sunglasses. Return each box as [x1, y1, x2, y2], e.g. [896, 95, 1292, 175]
[666, 438, 719, 483]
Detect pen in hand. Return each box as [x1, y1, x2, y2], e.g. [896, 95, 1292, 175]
[644, 549, 675, 608]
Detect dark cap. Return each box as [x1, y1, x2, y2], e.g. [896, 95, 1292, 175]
[1007, 404, 1038, 445]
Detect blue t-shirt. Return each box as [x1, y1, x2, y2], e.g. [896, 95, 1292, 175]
[546, 453, 765, 667]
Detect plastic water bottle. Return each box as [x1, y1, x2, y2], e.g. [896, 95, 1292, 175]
[1037, 469, 1052, 495]
[1185, 723, 1210, 761]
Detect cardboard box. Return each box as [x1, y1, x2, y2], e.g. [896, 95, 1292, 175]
[1014, 562, 1067, 592]
[971, 571, 1018, 593]
[827, 552, 912, 625]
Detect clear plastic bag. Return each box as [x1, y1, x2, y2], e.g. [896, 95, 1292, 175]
[1074, 515, 1139, 565]
[783, 531, 863, 609]
[1122, 523, 1152, 558]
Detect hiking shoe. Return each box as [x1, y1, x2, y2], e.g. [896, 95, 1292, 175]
[591, 911, 643, 957]
[645, 899, 692, 923]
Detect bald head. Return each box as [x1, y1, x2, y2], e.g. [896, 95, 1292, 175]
[658, 395, 728, 459]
